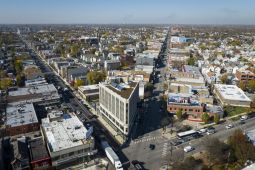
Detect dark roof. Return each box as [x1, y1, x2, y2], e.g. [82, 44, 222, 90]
[28, 137, 49, 161]
[11, 137, 30, 169]
[106, 82, 137, 99]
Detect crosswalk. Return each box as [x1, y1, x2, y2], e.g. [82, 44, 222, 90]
[132, 136, 162, 145]
[162, 142, 168, 157]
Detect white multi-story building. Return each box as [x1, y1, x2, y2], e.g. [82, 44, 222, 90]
[41, 111, 95, 168]
[98, 80, 139, 138]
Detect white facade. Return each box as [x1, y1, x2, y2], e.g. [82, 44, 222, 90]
[214, 84, 251, 107]
[98, 81, 139, 136]
[41, 112, 94, 167]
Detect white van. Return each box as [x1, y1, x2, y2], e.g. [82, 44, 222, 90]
[184, 146, 194, 153]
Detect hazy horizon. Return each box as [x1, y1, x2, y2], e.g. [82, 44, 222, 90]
[1, 0, 255, 25]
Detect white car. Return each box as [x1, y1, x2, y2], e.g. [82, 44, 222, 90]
[240, 115, 248, 121]
[184, 146, 194, 153]
[198, 128, 207, 134]
[226, 124, 233, 129]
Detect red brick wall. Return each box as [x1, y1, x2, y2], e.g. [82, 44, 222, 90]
[6, 123, 39, 136]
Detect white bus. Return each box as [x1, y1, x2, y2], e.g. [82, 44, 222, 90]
[177, 130, 199, 138]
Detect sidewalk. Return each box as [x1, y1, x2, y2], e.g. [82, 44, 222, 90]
[183, 111, 251, 130]
[81, 97, 125, 145]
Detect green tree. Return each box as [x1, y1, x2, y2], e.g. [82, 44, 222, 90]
[16, 74, 25, 87]
[176, 109, 182, 119]
[86, 71, 106, 85]
[187, 57, 196, 66]
[247, 80, 255, 93]
[14, 59, 23, 73]
[228, 129, 255, 164]
[163, 83, 168, 91]
[0, 78, 12, 90]
[202, 113, 210, 124]
[214, 114, 220, 124]
[145, 82, 154, 92]
[70, 44, 80, 57]
[204, 137, 229, 164]
[172, 156, 202, 170]
[239, 81, 246, 91]
[220, 74, 228, 84]
[74, 79, 84, 89]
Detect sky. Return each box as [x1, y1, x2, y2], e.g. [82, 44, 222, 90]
[0, 0, 255, 25]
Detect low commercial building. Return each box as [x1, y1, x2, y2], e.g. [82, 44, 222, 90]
[7, 84, 60, 105]
[28, 137, 52, 170]
[170, 65, 205, 87]
[5, 102, 39, 136]
[78, 84, 99, 101]
[235, 69, 255, 83]
[25, 76, 48, 87]
[104, 60, 121, 70]
[41, 112, 95, 168]
[11, 136, 30, 170]
[135, 65, 154, 75]
[167, 93, 204, 120]
[214, 84, 251, 107]
[108, 70, 151, 83]
[135, 53, 155, 66]
[98, 80, 139, 139]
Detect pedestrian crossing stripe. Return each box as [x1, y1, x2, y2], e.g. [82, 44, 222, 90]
[132, 136, 163, 144]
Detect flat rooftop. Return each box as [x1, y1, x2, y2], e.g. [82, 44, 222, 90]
[7, 84, 60, 103]
[168, 93, 200, 106]
[214, 84, 251, 102]
[6, 102, 38, 127]
[103, 81, 138, 99]
[78, 84, 99, 92]
[175, 77, 205, 84]
[29, 137, 49, 161]
[41, 113, 92, 153]
[9, 84, 58, 96]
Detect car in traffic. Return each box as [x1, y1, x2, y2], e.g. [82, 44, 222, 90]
[239, 120, 246, 125]
[184, 146, 194, 153]
[171, 140, 183, 146]
[131, 160, 144, 170]
[206, 127, 216, 135]
[149, 144, 155, 150]
[198, 128, 207, 134]
[226, 124, 233, 129]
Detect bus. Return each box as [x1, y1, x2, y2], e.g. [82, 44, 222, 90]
[177, 130, 199, 139]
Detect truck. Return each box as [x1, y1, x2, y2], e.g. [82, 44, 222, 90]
[101, 141, 123, 170]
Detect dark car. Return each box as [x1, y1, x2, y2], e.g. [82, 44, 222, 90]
[149, 144, 155, 150]
[239, 120, 246, 125]
[131, 160, 144, 170]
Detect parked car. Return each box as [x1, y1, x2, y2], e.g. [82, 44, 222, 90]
[184, 146, 194, 153]
[240, 115, 248, 121]
[226, 124, 233, 129]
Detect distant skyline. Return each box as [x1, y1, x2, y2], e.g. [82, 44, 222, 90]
[0, 0, 255, 25]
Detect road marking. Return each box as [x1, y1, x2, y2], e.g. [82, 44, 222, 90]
[132, 136, 163, 145]
[162, 142, 168, 157]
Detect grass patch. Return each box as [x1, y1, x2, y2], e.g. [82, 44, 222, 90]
[224, 106, 250, 117]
